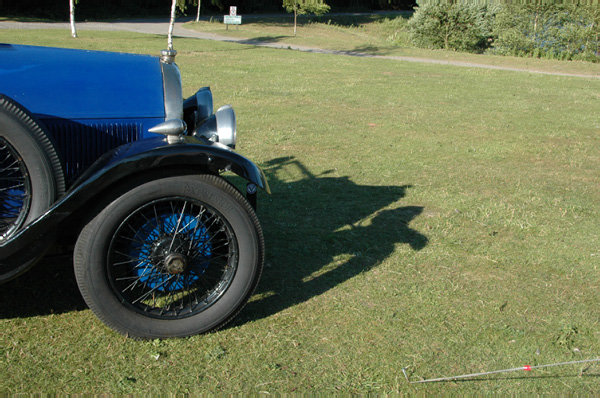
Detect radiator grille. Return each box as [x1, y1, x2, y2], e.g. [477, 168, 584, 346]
[44, 120, 142, 182]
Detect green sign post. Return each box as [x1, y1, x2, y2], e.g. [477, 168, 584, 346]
[224, 15, 242, 25]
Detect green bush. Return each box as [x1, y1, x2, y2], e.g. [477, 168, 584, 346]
[407, 4, 495, 52]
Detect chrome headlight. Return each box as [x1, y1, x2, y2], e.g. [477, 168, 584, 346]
[215, 105, 236, 149]
[192, 104, 237, 149]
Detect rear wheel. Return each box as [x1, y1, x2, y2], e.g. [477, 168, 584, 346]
[0, 95, 64, 282]
[74, 174, 264, 339]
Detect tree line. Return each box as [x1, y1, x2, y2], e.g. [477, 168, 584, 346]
[3, 0, 416, 20]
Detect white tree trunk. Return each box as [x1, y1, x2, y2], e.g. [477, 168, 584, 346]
[196, 0, 201, 23]
[294, 7, 297, 36]
[168, 0, 177, 51]
[69, 0, 77, 38]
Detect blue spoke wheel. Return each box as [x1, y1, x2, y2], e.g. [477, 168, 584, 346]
[109, 197, 238, 318]
[0, 137, 31, 240]
[74, 174, 264, 339]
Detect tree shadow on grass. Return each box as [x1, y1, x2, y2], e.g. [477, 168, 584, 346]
[238, 35, 292, 46]
[232, 156, 428, 325]
[0, 157, 428, 326]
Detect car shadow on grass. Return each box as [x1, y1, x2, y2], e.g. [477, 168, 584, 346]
[0, 254, 86, 319]
[232, 156, 428, 327]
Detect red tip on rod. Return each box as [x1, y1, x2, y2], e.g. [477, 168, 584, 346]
[523, 365, 532, 371]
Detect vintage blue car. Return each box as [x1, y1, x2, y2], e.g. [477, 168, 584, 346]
[0, 43, 269, 339]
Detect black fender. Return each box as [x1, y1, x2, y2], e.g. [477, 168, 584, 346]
[0, 136, 269, 263]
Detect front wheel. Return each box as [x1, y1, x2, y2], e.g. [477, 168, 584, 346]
[74, 174, 264, 339]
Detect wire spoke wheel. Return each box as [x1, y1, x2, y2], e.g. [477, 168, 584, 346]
[74, 174, 263, 339]
[109, 197, 238, 319]
[0, 138, 31, 240]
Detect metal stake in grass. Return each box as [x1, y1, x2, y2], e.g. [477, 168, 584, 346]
[402, 358, 600, 384]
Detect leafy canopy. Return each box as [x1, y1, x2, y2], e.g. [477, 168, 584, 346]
[283, 0, 331, 16]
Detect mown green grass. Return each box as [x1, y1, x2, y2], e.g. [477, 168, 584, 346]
[187, 14, 410, 52]
[1, 29, 599, 394]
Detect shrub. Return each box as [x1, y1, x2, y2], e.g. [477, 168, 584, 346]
[407, 4, 495, 53]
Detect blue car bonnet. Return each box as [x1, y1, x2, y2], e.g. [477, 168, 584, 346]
[0, 44, 165, 122]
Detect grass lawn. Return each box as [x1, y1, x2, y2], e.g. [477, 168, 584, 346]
[0, 28, 599, 394]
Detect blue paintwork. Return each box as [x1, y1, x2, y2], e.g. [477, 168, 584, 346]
[0, 43, 165, 135]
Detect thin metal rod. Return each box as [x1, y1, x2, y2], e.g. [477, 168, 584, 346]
[403, 358, 600, 384]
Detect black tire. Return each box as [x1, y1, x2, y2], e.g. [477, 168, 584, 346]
[74, 174, 264, 339]
[0, 95, 65, 282]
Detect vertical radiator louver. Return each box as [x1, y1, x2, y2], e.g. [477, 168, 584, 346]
[45, 120, 142, 182]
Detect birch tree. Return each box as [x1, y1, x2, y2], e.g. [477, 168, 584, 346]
[168, 0, 178, 51]
[69, 0, 77, 38]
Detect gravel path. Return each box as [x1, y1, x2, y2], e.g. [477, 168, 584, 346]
[2, 18, 598, 79]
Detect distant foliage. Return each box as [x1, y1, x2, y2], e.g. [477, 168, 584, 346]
[415, 0, 599, 5]
[406, 2, 600, 61]
[328, 0, 415, 9]
[491, 5, 600, 61]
